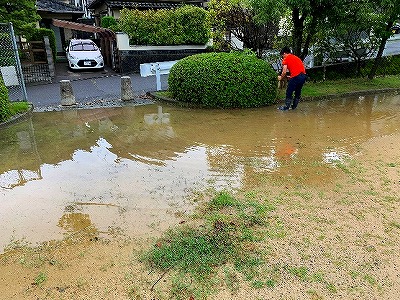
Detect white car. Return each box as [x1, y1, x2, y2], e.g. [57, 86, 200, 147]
[66, 39, 104, 70]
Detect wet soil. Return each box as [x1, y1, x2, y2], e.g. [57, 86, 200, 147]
[0, 92, 399, 299]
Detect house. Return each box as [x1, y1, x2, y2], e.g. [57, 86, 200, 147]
[88, 0, 208, 26]
[36, 0, 92, 55]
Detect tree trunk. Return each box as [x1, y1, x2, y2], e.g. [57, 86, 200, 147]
[368, 21, 394, 79]
[292, 8, 305, 56]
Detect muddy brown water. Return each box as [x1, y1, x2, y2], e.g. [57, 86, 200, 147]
[0, 93, 399, 253]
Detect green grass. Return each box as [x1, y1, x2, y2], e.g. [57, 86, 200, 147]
[159, 75, 400, 104]
[301, 75, 400, 98]
[142, 191, 278, 299]
[9, 101, 30, 117]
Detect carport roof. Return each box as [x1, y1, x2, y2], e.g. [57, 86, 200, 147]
[52, 19, 115, 39]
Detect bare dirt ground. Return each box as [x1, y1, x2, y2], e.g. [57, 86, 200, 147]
[0, 132, 399, 300]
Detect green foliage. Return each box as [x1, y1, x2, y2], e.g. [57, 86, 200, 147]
[26, 28, 57, 59]
[305, 54, 400, 82]
[0, 78, 11, 122]
[168, 51, 278, 108]
[208, 0, 281, 55]
[0, 32, 16, 66]
[118, 5, 210, 45]
[0, 0, 40, 36]
[9, 101, 29, 115]
[363, 55, 400, 76]
[142, 192, 277, 298]
[101, 16, 119, 31]
[33, 272, 47, 286]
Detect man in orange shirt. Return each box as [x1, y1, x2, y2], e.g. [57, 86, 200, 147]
[277, 46, 307, 110]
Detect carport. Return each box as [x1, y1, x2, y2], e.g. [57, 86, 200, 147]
[51, 19, 116, 68]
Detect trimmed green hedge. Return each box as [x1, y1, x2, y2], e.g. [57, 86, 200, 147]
[0, 78, 11, 122]
[168, 51, 278, 108]
[118, 5, 210, 45]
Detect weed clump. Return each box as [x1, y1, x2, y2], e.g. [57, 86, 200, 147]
[142, 192, 277, 298]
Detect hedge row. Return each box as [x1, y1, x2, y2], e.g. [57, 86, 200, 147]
[168, 51, 278, 108]
[0, 78, 11, 122]
[118, 5, 210, 45]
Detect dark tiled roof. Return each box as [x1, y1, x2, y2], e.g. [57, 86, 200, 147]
[89, 0, 205, 9]
[36, 0, 84, 13]
[108, 1, 181, 8]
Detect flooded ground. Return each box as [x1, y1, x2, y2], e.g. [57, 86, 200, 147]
[0, 92, 399, 299]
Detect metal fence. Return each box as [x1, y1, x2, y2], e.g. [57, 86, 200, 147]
[0, 23, 28, 102]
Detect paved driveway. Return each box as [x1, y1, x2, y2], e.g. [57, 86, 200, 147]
[26, 62, 168, 111]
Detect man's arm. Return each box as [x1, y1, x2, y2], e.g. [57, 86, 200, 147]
[278, 64, 288, 81]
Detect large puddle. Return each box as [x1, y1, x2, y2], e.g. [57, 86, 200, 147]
[0, 93, 399, 252]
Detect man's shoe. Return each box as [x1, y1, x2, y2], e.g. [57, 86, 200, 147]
[278, 106, 289, 110]
[292, 98, 300, 109]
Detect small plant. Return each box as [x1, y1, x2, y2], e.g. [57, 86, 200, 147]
[9, 101, 29, 115]
[33, 272, 47, 286]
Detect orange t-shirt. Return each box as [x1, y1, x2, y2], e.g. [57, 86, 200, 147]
[282, 54, 305, 78]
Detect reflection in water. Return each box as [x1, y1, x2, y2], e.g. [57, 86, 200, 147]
[0, 93, 399, 251]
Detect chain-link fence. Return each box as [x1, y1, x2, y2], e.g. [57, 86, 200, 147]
[0, 23, 28, 102]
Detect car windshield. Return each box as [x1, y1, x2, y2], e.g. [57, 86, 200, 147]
[70, 42, 98, 51]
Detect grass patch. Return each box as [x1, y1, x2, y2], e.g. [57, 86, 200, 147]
[301, 75, 400, 98]
[161, 74, 400, 104]
[9, 101, 30, 116]
[142, 191, 278, 298]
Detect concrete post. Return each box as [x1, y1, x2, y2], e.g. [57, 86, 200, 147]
[60, 80, 76, 106]
[121, 76, 135, 101]
[44, 36, 55, 79]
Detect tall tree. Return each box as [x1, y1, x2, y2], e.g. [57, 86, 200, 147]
[0, 0, 40, 35]
[315, 0, 380, 75]
[286, 0, 339, 59]
[208, 0, 282, 57]
[368, 0, 400, 79]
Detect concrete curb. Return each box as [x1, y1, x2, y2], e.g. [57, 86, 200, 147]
[150, 88, 400, 108]
[301, 88, 400, 102]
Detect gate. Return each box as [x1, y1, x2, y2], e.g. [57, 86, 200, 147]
[0, 23, 28, 102]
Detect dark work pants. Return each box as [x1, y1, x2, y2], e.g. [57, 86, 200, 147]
[285, 73, 307, 108]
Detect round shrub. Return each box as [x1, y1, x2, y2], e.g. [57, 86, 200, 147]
[168, 52, 278, 108]
[0, 78, 11, 122]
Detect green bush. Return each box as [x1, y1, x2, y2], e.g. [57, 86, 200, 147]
[118, 5, 210, 45]
[101, 16, 119, 31]
[168, 51, 278, 108]
[26, 28, 57, 59]
[0, 78, 11, 123]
